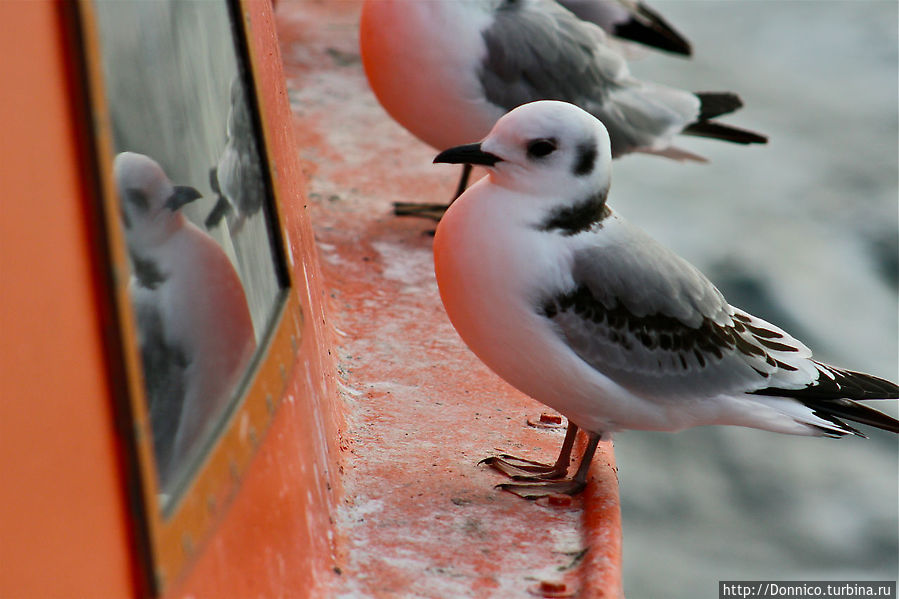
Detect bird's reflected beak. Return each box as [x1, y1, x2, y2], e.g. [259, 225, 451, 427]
[165, 185, 203, 211]
[434, 143, 502, 167]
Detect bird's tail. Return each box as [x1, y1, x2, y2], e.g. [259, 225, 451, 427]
[752, 363, 899, 436]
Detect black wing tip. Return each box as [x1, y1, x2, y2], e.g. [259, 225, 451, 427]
[818, 364, 899, 400]
[613, 16, 692, 57]
[682, 121, 768, 145]
[688, 93, 768, 145]
[809, 421, 864, 439]
[694, 92, 743, 121]
[753, 365, 899, 435]
[813, 400, 899, 435]
[204, 196, 231, 229]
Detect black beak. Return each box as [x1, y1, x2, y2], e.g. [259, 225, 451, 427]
[433, 143, 502, 167]
[165, 185, 203, 211]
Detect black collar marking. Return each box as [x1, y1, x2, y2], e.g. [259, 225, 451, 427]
[130, 251, 168, 290]
[537, 190, 610, 236]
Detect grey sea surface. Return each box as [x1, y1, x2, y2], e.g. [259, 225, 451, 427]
[605, 1, 898, 596]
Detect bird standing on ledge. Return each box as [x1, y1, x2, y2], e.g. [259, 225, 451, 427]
[360, 0, 767, 218]
[431, 101, 898, 499]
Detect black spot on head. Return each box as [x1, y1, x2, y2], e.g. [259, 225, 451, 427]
[541, 300, 558, 319]
[526, 138, 557, 159]
[573, 142, 597, 177]
[125, 188, 150, 213]
[120, 205, 132, 230]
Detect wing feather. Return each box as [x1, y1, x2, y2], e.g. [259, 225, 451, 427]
[540, 217, 816, 399]
[539, 216, 898, 436]
[479, 0, 699, 155]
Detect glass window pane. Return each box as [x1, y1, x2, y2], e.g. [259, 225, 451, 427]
[93, 0, 285, 503]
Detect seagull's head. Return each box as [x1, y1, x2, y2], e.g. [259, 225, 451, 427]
[114, 152, 201, 240]
[434, 100, 612, 199]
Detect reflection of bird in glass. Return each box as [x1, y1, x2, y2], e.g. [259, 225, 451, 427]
[558, 0, 691, 57]
[116, 152, 256, 486]
[205, 77, 266, 235]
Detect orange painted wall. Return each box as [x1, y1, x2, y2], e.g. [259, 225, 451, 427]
[0, 2, 139, 597]
[0, 1, 344, 597]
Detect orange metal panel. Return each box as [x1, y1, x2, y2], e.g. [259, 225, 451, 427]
[0, 2, 138, 598]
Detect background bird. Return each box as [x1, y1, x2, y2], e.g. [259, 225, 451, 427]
[205, 77, 267, 235]
[359, 0, 766, 218]
[116, 151, 257, 487]
[431, 101, 898, 499]
[559, 0, 691, 56]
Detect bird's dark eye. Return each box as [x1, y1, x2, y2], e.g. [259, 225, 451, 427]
[527, 138, 557, 158]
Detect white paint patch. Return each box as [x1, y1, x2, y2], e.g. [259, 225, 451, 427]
[371, 239, 434, 287]
[337, 379, 363, 398]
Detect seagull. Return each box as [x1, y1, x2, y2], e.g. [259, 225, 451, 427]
[205, 77, 266, 235]
[116, 152, 257, 485]
[558, 0, 691, 56]
[431, 101, 899, 499]
[359, 0, 766, 218]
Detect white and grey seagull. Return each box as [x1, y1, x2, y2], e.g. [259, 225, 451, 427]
[360, 0, 765, 218]
[431, 101, 899, 499]
[116, 152, 256, 485]
[558, 0, 692, 56]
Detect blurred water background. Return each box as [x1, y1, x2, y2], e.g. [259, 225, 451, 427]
[605, 1, 898, 595]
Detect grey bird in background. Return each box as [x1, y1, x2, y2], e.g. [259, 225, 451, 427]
[559, 0, 691, 56]
[431, 101, 897, 499]
[359, 0, 765, 219]
[205, 77, 266, 235]
[117, 152, 256, 486]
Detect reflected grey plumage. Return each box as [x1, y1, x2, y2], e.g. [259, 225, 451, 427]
[206, 78, 265, 233]
[133, 290, 187, 480]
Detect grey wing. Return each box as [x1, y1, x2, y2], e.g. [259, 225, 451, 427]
[219, 78, 265, 220]
[541, 222, 815, 399]
[132, 285, 188, 480]
[479, 0, 698, 154]
[480, 0, 618, 108]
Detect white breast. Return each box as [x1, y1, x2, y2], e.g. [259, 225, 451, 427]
[433, 179, 670, 433]
[360, 0, 504, 150]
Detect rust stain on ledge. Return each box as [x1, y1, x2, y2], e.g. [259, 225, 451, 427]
[277, 1, 623, 596]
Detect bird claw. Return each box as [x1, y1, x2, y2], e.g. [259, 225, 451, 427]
[392, 202, 449, 221]
[481, 454, 567, 480]
[496, 479, 587, 500]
